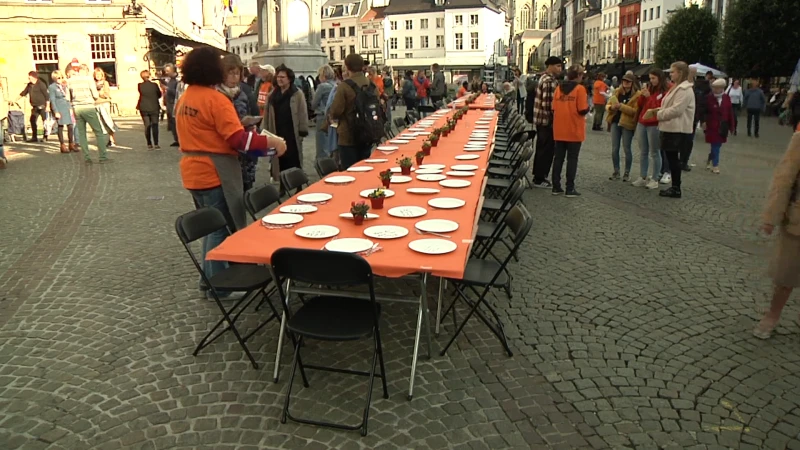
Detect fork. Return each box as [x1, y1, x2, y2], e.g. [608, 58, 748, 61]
[415, 229, 451, 239]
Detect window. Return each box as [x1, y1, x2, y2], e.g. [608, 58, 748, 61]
[520, 5, 531, 29]
[539, 6, 548, 29]
[436, 18, 444, 28]
[434, 0, 444, 5]
[329, 28, 335, 37]
[656, 6, 660, 19]
[349, 26, 355, 36]
[339, 27, 346, 37]
[405, 52, 413, 58]
[470, 32, 478, 50]
[436, 35, 444, 48]
[340, 46, 346, 60]
[361, 35, 367, 48]
[470, 14, 478, 25]
[372, 35, 378, 48]
[324, 6, 334, 16]
[329, 47, 335, 60]
[390, 20, 397, 30]
[343, 4, 352, 15]
[455, 15, 463, 25]
[421, 36, 429, 48]
[349, 45, 356, 55]
[405, 36, 413, 49]
[321, 29, 327, 38]
[455, 32, 463, 50]
[405, 20, 413, 30]
[421, 18, 428, 29]
[30, 34, 59, 83]
[390, 37, 398, 49]
[321, 46, 325, 56]
[390, 53, 398, 59]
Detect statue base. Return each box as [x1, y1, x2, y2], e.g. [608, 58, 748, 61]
[253, 44, 328, 78]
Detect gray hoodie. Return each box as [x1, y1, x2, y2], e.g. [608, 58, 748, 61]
[744, 87, 766, 111]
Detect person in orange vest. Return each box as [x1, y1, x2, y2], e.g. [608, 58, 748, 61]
[592, 73, 608, 131]
[551, 64, 590, 198]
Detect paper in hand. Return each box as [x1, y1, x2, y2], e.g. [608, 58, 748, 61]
[643, 108, 660, 120]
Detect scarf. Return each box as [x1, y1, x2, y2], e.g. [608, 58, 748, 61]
[714, 92, 723, 105]
[216, 84, 241, 100]
[269, 84, 297, 107]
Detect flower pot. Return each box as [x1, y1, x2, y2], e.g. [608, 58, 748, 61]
[431, 139, 439, 147]
[400, 166, 412, 176]
[352, 214, 365, 225]
[416, 157, 424, 166]
[370, 196, 385, 209]
[423, 147, 431, 156]
[381, 178, 391, 188]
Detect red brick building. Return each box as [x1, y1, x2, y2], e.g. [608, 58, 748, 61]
[618, 0, 641, 61]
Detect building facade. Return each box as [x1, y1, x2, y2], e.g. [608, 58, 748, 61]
[584, 10, 601, 65]
[618, 0, 640, 60]
[358, 7, 386, 67]
[383, 8, 446, 70]
[320, 0, 364, 66]
[572, 2, 587, 66]
[444, 6, 507, 70]
[227, 19, 259, 66]
[639, 0, 681, 63]
[600, 0, 620, 62]
[0, 0, 227, 116]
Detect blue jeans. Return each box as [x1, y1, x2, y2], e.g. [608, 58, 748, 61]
[637, 123, 661, 179]
[709, 143, 722, 166]
[189, 187, 231, 287]
[315, 129, 329, 160]
[610, 123, 634, 174]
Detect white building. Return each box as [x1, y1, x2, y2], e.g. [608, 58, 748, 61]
[564, 0, 574, 64]
[600, 0, 620, 62]
[321, 0, 364, 65]
[358, 7, 387, 67]
[444, 6, 507, 69]
[639, 0, 682, 63]
[584, 10, 601, 65]
[686, 0, 730, 20]
[382, 0, 446, 70]
[228, 19, 259, 66]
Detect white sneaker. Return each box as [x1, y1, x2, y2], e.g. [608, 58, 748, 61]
[660, 173, 671, 184]
[645, 178, 659, 189]
[631, 177, 647, 187]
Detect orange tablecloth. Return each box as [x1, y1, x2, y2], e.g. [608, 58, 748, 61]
[450, 93, 497, 110]
[207, 108, 498, 279]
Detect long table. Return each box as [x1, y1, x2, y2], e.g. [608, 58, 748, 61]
[208, 107, 498, 399]
[451, 93, 497, 110]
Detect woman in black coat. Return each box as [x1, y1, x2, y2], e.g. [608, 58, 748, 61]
[137, 70, 162, 149]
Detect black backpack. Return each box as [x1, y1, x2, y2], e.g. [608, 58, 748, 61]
[345, 79, 384, 146]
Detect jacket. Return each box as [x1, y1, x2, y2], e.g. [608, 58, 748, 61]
[401, 77, 415, 99]
[165, 76, 179, 109]
[744, 87, 767, 111]
[328, 72, 370, 146]
[311, 80, 334, 131]
[239, 81, 259, 116]
[637, 87, 666, 126]
[703, 94, 734, 145]
[431, 71, 446, 97]
[605, 87, 641, 131]
[762, 130, 800, 236]
[414, 76, 430, 99]
[657, 81, 696, 134]
[48, 83, 74, 126]
[20, 79, 49, 107]
[263, 88, 309, 150]
[137, 80, 162, 113]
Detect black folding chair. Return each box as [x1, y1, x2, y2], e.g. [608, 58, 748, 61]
[271, 248, 388, 436]
[175, 207, 280, 369]
[417, 104, 436, 118]
[393, 117, 406, 134]
[280, 168, 309, 197]
[405, 110, 420, 124]
[440, 204, 533, 357]
[314, 157, 339, 178]
[244, 184, 281, 221]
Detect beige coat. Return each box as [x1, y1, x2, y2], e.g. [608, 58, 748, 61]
[262, 88, 309, 157]
[657, 80, 695, 134]
[763, 131, 800, 236]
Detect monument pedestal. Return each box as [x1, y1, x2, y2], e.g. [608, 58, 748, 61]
[258, 45, 327, 77]
[254, 0, 327, 77]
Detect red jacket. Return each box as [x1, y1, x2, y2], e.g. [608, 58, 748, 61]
[637, 88, 667, 126]
[704, 93, 734, 144]
[414, 77, 430, 99]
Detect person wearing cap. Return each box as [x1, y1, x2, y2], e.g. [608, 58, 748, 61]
[606, 72, 641, 183]
[551, 64, 590, 198]
[255, 64, 275, 116]
[531, 55, 563, 189]
[700, 78, 734, 174]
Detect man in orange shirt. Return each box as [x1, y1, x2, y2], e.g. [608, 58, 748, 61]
[255, 64, 274, 115]
[592, 73, 608, 131]
[551, 64, 590, 198]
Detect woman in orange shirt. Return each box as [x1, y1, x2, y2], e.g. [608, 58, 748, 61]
[176, 47, 286, 293]
[457, 81, 468, 98]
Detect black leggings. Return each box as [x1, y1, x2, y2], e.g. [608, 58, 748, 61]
[141, 111, 159, 145]
[661, 132, 693, 188]
[56, 124, 74, 146]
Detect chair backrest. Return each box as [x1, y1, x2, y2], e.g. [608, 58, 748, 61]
[315, 157, 339, 178]
[393, 117, 406, 132]
[272, 248, 373, 286]
[244, 183, 281, 220]
[280, 168, 309, 195]
[405, 110, 420, 123]
[175, 207, 229, 245]
[505, 203, 533, 248]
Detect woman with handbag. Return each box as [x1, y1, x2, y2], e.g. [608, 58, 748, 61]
[48, 70, 76, 154]
[702, 78, 734, 174]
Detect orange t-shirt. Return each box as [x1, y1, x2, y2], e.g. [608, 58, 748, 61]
[553, 84, 589, 143]
[372, 74, 385, 96]
[593, 80, 608, 105]
[176, 85, 243, 190]
[257, 81, 272, 114]
[457, 86, 467, 97]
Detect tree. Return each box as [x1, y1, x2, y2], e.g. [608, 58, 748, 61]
[654, 5, 719, 69]
[717, 0, 800, 77]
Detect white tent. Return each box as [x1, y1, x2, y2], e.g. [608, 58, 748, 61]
[690, 63, 727, 79]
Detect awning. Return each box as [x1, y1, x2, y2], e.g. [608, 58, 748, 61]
[633, 64, 652, 77]
[690, 63, 727, 78]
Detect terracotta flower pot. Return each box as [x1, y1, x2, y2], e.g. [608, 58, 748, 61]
[431, 139, 439, 147]
[353, 214, 365, 225]
[381, 178, 391, 188]
[423, 147, 431, 156]
[400, 166, 412, 176]
[416, 157, 423, 166]
[370, 196, 385, 209]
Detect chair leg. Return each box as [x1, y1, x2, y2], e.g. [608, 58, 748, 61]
[360, 335, 381, 436]
[375, 328, 389, 399]
[195, 290, 260, 369]
[281, 336, 303, 424]
[440, 285, 513, 357]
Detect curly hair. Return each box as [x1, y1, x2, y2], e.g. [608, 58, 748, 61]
[180, 47, 224, 86]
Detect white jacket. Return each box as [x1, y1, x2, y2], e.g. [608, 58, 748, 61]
[657, 81, 696, 134]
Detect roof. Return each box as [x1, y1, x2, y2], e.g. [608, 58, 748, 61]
[239, 17, 257, 37]
[520, 29, 551, 40]
[360, 6, 387, 22]
[382, 0, 503, 15]
[585, 9, 600, 18]
[322, 0, 364, 18]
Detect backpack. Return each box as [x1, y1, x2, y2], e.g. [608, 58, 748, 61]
[344, 79, 384, 146]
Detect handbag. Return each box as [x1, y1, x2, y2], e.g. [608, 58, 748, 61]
[719, 119, 730, 138]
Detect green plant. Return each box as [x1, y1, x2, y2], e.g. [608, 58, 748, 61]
[368, 188, 386, 198]
[350, 201, 370, 217]
[378, 169, 392, 180]
[415, 150, 426, 159]
[397, 155, 413, 168]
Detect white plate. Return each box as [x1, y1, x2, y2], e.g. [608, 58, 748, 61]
[475, 125, 491, 129]
[417, 174, 447, 182]
[280, 204, 318, 214]
[339, 212, 380, 220]
[446, 171, 476, 177]
[347, 166, 374, 172]
[464, 147, 486, 152]
[467, 141, 488, 146]
[262, 213, 304, 225]
[297, 193, 333, 203]
[325, 175, 356, 184]
[455, 154, 480, 160]
[325, 238, 374, 253]
[407, 187, 441, 194]
[390, 166, 416, 173]
[414, 131, 431, 136]
[389, 139, 411, 144]
[471, 132, 489, 136]
[360, 188, 396, 198]
[364, 158, 389, 163]
[388, 206, 427, 218]
[428, 197, 467, 209]
[416, 219, 459, 233]
[419, 164, 446, 170]
[408, 127, 428, 132]
[377, 145, 399, 151]
[364, 225, 409, 239]
[440, 179, 471, 188]
[390, 175, 413, 183]
[452, 164, 479, 171]
[408, 239, 458, 255]
[399, 134, 418, 139]
[415, 168, 443, 175]
[295, 225, 340, 239]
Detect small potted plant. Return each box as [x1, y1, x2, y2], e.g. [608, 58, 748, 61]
[350, 201, 370, 225]
[422, 140, 432, 156]
[397, 155, 413, 175]
[368, 188, 386, 209]
[448, 118, 457, 130]
[430, 130, 441, 147]
[441, 124, 451, 137]
[415, 150, 425, 166]
[378, 169, 392, 188]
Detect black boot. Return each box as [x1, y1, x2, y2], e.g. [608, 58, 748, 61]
[659, 187, 682, 198]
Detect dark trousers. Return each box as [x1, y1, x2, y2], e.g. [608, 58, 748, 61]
[552, 141, 582, 190]
[27, 106, 47, 140]
[517, 93, 525, 114]
[338, 144, 372, 169]
[747, 109, 761, 136]
[404, 97, 417, 111]
[141, 111, 159, 145]
[661, 132, 692, 188]
[533, 125, 555, 183]
[430, 95, 443, 106]
[167, 111, 179, 143]
[592, 105, 605, 129]
[56, 124, 74, 145]
[732, 104, 741, 133]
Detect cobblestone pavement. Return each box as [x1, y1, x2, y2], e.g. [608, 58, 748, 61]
[1, 109, 799, 450]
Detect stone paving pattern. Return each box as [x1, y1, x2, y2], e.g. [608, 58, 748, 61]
[1, 109, 799, 450]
